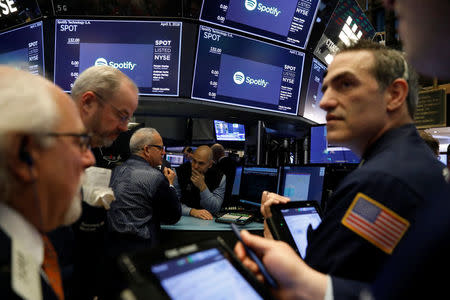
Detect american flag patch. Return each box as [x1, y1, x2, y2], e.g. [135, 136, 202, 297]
[341, 193, 410, 254]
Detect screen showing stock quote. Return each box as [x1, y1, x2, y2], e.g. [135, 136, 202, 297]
[313, 0, 376, 65]
[54, 19, 182, 95]
[200, 0, 320, 49]
[0, 20, 45, 76]
[192, 25, 305, 115]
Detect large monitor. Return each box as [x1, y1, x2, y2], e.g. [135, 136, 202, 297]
[165, 153, 184, 168]
[192, 25, 305, 116]
[214, 120, 245, 141]
[0, 20, 45, 76]
[54, 19, 182, 96]
[310, 125, 360, 164]
[313, 0, 376, 65]
[199, 0, 320, 49]
[301, 58, 327, 124]
[278, 165, 326, 204]
[239, 166, 279, 206]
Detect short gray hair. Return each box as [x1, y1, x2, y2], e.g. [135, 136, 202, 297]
[339, 40, 419, 118]
[129, 127, 159, 154]
[71, 65, 138, 101]
[0, 67, 59, 201]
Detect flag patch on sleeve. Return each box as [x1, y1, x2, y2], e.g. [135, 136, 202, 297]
[341, 192, 410, 254]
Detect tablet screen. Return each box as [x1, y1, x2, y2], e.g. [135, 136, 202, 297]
[151, 248, 263, 299]
[280, 206, 322, 258]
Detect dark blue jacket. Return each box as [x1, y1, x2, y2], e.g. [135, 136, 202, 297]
[305, 124, 448, 282]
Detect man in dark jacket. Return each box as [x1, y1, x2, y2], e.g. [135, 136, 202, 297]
[174, 145, 226, 220]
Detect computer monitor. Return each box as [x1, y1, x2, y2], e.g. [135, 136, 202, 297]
[214, 120, 245, 142]
[192, 25, 305, 116]
[309, 125, 360, 164]
[0, 20, 45, 76]
[239, 166, 279, 207]
[312, 0, 376, 65]
[278, 165, 326, 204]
[231, 166, 243, 197]
[54, 19, 182, 96]
[439, 153, 447, 165]
[301, 58, 327, 124]
[199, 0, 320, 49]
[165, 153, 184, 168]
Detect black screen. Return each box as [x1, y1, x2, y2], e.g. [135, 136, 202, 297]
[278, 165, 326, 203]
[239, 166, 279, 206]
[199, 0, 320, 49]
[192, 25, 305, 116]
[54, 19, 182, 95]
[0, 20, 45, 76]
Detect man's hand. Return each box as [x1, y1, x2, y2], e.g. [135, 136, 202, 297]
[190, 208, 213, 220]
[191, 169, 207, 191]
[234, 230, 327, 300]
[163, 167, 176, 185]
[261, 191, 291, 218]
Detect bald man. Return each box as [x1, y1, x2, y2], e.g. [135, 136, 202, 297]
[174, 146, 226, 220]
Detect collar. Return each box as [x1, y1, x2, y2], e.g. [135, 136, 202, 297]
[361, 124, 417, 163]
[0, 202, 44, 265]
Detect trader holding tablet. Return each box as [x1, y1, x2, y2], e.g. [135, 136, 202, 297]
[236, 39, 449, 290]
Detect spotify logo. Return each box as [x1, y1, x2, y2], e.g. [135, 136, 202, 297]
[233, 71, 245, 84]
[245, 0, 257, 11]
[94, 58, 108, 66]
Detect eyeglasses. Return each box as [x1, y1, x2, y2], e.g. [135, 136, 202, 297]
[46, 132, 92, 152]
[146, 144, 165, 152]
[91, 91, 132, 124]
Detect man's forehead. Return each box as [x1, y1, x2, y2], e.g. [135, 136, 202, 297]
[325, 51, 374, 80]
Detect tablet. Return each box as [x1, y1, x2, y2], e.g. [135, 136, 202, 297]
[267, 201, 322, 259]
[118, 237, 275, 300]
[215, 212, 255, 225]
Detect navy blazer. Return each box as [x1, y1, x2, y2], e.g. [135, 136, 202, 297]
[0, 229, 59, 300]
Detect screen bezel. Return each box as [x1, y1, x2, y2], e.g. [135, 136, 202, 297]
[268, 200, 322, 258]
[123, 237, 275, 299]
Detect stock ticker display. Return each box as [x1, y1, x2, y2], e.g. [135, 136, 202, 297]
[200, 0, 320, 49]
[192, 25, 305, 115]
[54, 19, 182, 96]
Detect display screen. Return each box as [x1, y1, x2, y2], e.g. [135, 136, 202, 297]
[301, 58, 327, 123]
[200, 0, 320, 49]
[54, 19, 182, 95]
[166, 153, 184, 167]
[439, 154, 447, 165]
[281, 206, 321, 258]
[279, 166, 325, 202]
[239, 166, 279, 206]
[310, 125, 360, 164]
[192, 25, 305, 115]
[0, 20, 45, 76]
[214, 120, 245, 141]
[232, 166, 243, 196]
[313, 0, 376, 65]
[151, 248, 263, 300]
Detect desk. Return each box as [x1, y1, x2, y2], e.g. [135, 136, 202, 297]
[161, 216, 264, 248]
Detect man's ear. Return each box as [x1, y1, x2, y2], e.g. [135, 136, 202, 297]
[79, 91, 98, 115]
[7, 135, 38, 183]
[386, 78, 409, 113]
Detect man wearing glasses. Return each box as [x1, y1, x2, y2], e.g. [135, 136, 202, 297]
[51, 65, 139, 300]
[107, 128, 181, 253]
[0, 67, 95, 300]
